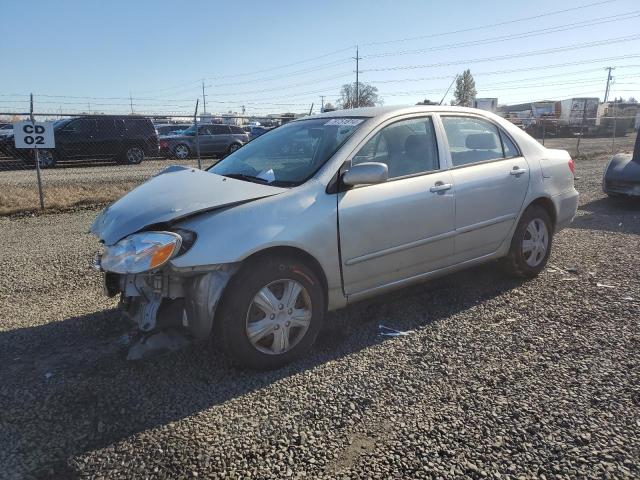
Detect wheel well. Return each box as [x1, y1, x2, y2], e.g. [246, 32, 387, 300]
[528, 197, 557, 229]
[241, 246, 329, 305]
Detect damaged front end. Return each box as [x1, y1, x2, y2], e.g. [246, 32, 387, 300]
[97, 231, 237, 360]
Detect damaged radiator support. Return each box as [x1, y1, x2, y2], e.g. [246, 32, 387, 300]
[113, 265, 238, 359]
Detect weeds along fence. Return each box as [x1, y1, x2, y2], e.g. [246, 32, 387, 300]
[0, 106, 638, 215]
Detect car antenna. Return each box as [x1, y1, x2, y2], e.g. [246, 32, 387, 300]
[439, 74, 458, 106]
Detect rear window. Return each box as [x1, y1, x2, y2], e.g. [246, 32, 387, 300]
[124, 118, 155, 135]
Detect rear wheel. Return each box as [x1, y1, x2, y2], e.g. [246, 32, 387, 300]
[504, 205, 553, 278]
[122, 145, 144, 164]
[216, 256, 325, 369]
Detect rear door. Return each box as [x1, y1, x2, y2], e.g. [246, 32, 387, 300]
[94, 117, 119, 156]
[338, 115, 456, 296]
[211, 124, 232, 153]
[439, 114, 529, 262]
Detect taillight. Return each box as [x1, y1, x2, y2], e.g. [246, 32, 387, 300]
[160, 140, 168, 148]
[568, 158, 575, 174]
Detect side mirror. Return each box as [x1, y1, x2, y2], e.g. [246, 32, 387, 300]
[342, 162, 389, 186]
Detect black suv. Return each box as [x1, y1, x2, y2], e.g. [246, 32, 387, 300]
[1, 115, 159, 167]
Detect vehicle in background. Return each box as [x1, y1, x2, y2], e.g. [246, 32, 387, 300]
[556, 97, 599, 135]
[603, 130, 640, 197]
[159, 123, 249, 159]
[0, 123, 13, 136]
[0, 115, 159, 168]
[249, 126, 271, 140]
[91, 106, 578, 368]
[156, 124, 190, 136]
[473, 98, 498, 113]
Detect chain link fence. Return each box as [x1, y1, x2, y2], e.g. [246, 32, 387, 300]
[0, 104, 638, 215]
[0, 106, 297, 215]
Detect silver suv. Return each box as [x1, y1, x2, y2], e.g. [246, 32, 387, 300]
[159, 124, 249, 159]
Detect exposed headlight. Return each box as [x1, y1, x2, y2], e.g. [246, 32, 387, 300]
[101, 232, 182, 274]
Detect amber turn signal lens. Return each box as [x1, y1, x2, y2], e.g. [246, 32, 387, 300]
[150, 243, 176, 269]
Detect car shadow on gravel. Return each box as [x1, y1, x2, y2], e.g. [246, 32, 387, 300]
[572, 196, 640, 235]
[0, 263, 523, 478]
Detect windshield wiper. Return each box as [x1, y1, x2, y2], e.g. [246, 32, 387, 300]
[223, 173, 270, 184]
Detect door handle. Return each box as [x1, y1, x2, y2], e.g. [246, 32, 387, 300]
[510, 167, 527, 176]
[430, 182, 452, 193]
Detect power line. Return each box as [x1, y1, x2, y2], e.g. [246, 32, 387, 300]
[361, 34, 640, 72]
[363, 10, 640, 59]
[360, 0, 618, 47]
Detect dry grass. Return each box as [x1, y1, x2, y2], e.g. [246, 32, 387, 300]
[0, 182, 140, 216]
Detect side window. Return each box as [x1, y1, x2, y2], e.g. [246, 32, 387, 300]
[500, 131, 520, 158]
[65, 119, 95, 133]
[95, 118, 116, 135]
[352, 117, 439, 179]
[198, 125, 213, 135]
[230, 125, 244, 134]
[441, 116, 504, 167]
[212, 125, 231, 135]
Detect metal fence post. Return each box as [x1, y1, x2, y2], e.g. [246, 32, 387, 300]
[541, 119, 546, 146]
[576, 101, 588, 156]
[193, 99, 201, 169]
[30, 93, 45, 210]
[611, 102, 617, 154]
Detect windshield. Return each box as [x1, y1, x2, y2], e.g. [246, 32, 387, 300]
[209, 117, 365, 186]
[53, 118, 72, 129]
[180, 124, 196, 135]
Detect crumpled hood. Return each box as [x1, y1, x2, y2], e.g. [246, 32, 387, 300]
[91, 165, 287, 245]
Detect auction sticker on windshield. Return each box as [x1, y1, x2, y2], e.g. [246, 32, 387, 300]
[324, 118, 364, 126]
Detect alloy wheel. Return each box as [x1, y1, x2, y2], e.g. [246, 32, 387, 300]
[522, 218, 549, 267]
[126, 147, 144, 164]
[175, 144, 189, 159]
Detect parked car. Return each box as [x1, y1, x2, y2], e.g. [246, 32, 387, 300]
[159, 124, 249, 159]
[0, 123, 13, 137]
[249, 126, 271, 141]
[91, 106, 579, 368]
[603, 129, 640, 197]
[0, 115, 159, 167]
[156, 124, 190, 136]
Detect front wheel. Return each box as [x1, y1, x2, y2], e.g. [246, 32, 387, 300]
[504, 205, 553, 278]
[216, 256, 325, 369]
[36, 149, 57, 168]
[174, 144, 190, 160]
[227, 143, 241, 155]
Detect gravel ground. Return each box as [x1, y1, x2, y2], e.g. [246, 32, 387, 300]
[0, 154, 639, 479]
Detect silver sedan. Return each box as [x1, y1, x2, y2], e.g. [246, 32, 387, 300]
[91, 106, 579, 368]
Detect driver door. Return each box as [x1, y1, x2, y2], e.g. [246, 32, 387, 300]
[338, 115, 456, 296]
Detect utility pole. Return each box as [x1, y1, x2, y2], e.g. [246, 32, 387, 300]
[202, 81, 207, 114]
[309, 103, 314, 115]
[604, 67, 615, 103]
[320, 95, 325, 113]
[129, 92, 133, 114]
[353, 45, 362, 108]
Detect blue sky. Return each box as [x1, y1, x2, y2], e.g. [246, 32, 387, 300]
[1, 0, 639, 115]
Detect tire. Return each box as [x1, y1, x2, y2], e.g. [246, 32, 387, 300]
[216, 255, 325, 369]
[174, 143, 190, 160]
[504, 205, 553, 278]
[121, 145, 145, 164]
[227, 143, 241, 155]
[36, 149, 57, 168]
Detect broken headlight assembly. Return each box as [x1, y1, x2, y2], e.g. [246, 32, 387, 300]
[100, 231, 183, 274]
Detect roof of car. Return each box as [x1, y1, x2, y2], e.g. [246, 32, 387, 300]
[303, 105, 496, 120]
